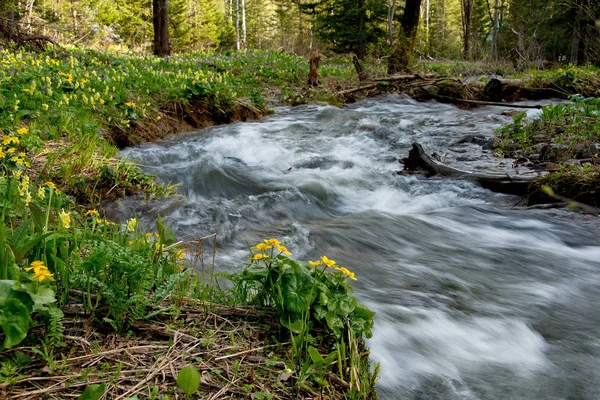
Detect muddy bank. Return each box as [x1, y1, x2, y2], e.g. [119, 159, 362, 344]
[105, 97, 267, 148]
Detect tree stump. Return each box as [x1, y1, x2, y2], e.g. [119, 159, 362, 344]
[352, 53, 370, 82]
[307, 53, 321, 87]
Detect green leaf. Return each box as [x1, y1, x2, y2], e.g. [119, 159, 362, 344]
[78, 384, 106, 400]
[279, 314, 305, 333]
[156, 215, 177, 246]
[0, 298, 31, 348]
[541, 185, 555, 197]
[243, 263, 269, 280]
[10, 232, 54, 261]
[176, 366, 201, 396]
[354, 301, 376, 320]
[280, 265, 315, 315]
[328, 291, 356, 317]
[13, 283, 56, 312]
[308, 346, 323, 364]
[325, 311, 343, 337]
[0, 281, 33, 311]
[28, 202, 45, 231]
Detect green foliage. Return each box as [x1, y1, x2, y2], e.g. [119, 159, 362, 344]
[238, 240, 373, 340]
[233, 239, 376, 396]
[309, 0, 387, 57]
[78, 383, 106, 400]
[497, 94, 600, 155]
[176, 366, 201, 396]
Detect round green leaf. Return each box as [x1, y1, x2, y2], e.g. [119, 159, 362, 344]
[177, 365, 201, 395]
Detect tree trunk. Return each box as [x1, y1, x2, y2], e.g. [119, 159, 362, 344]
[241, 0, 246, 49]
[388, 0, 423, 74]
[570, 0, 583, 64]
[387, 0, 397, 46]
[352, 53, 370, 82]
[460, 0, 472, 59]
[152, 0, 170, 57]
[357, 0, 366, 58]
[235, 0, 240, 50]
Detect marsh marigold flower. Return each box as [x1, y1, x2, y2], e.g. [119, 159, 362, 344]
[252, 253, 269, 261]
[16, 127, 27, 135]
[276, 244, 292, 256]
[253, 242, 272, 252]
[321, 256, 337, 269]
[126, 217, 138, 232]
[59, 209, 71, 229]
[25, 261, 54, 282]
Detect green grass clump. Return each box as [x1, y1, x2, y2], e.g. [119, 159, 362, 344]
[497, 96, 600, 156]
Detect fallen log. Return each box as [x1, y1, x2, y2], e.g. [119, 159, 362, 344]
[431, 95, 548, 109]
[338, 74, 432, 96]
[400, 142, 544, 196]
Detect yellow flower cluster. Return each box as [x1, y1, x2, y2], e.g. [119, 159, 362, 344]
[309, 256, 357, 281]
[0, 127, 30, 167]
[25, 261, 54, 282]
[252, 238, 292, 256]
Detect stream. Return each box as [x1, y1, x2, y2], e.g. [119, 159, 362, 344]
[114, 95, 600, 399]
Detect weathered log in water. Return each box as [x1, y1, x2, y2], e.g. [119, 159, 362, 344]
[400, 142, 543, 197]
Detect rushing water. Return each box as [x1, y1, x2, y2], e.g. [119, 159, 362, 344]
[115, 95, 600, 399]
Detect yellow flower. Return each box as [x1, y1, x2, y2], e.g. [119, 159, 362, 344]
[35, 268, 54, 282]
[309, 260, 322, 267]
[124, 102, 136, 108]
[85, 209, 98, 216]
[45, 182, 57, 190]
[252, 253, 269, 261]
[25, 261, 54, 281]
[59, 209, 71, 229]
[0, 149, 4, 159]
[337, 267, 357, 281]
[25, 190, 31, 206]
[42, 103, 49, 110]
[25, 260, 45, 273]
[276, 244, 292, 256]
[264, 238, 281, 246]
[126, 217, 138, 232]
[145, 232, 155, 240]
[16, 127, 27, 135]
[3, 136, 19, 145]
[38, 186, 45, 199]
[321, 256, 337, 269]
[253, 242, 272, 251]
[176, 249, 185, 260]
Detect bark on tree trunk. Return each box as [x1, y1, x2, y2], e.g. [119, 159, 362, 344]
[387, 0, 397, 46]
[352, 53, 370, 82]
[241, 0, 246, 49]
[357, 0, 366, 59]
[570, 0, 583, 65]
[460, 0, 472, 59]
[152, 0, 171, 57]
[235, 0, 240, 50]
[388, 0, 423, 74]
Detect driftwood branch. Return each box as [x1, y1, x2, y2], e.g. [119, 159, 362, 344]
[432, 95, 548, 109]
[401, 142, 543, 196]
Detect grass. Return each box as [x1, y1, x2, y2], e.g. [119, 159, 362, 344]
[0, 47, 380, 399]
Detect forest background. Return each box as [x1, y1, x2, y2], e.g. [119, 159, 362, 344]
[1, 0, 599, 69]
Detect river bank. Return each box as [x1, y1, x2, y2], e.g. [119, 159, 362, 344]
[0, 49, 381, 399]
[1, 47, 599, 399]
[114, 97, 600, 400]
